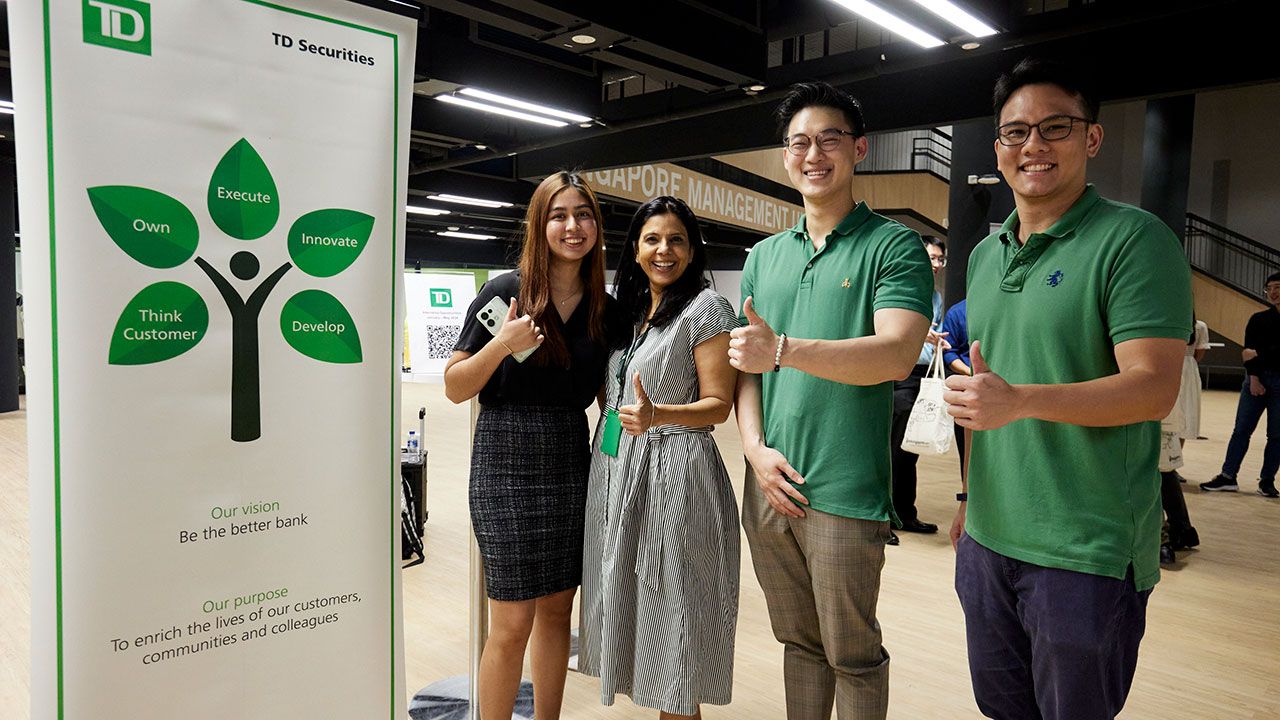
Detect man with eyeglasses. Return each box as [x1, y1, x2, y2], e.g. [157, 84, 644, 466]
[729, 81, 933, 719]
[1200, 273, 1280, 498]
[888, 235, 949, 544]
[943, 58, 1191, 720]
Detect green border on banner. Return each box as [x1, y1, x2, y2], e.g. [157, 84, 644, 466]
[40, 1, 65, 714]
[41, 2, 404, 717]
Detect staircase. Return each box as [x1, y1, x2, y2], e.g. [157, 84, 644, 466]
[1184, 214, 1276, 388]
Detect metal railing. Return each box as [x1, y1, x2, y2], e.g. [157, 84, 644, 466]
[1184, 213, 1279, 302]
[910, 131, 951, 180]
[860, 128, 951, 181]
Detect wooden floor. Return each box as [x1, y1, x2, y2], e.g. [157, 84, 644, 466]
[4, 386, 1280, 719]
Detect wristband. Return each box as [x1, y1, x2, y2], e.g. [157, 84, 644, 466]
[773, 333, 787, 372]
[956, 492, 968, 502]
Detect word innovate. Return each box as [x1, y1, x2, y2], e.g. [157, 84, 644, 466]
[271, 32, 375, 66]
[300, 233, 360, 248]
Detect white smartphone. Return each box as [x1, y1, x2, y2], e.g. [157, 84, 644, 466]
[476, 296, 538, 363]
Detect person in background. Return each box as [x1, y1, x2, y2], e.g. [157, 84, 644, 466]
[888, 236, 949, 544]
[444, 171, 624, 720]
[941, 298, 970, 479]
[579, 196, 740, 720]
[1201, 280, 1280, 499]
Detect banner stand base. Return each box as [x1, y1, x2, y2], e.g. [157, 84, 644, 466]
[409, 675, 533, 719]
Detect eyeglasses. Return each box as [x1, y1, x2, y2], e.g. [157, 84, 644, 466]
[929, 255, 947, 267]
[783, 129, 855, 156]
[997, 115, 1092, 146]
[1265, 283, 1280, 292]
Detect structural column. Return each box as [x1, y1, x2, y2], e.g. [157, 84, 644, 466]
[944, 118, 1014, 309]
[1140, 94, 1195, 239]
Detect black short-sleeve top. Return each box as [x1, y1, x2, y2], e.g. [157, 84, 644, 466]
[454, 271, 626, 409]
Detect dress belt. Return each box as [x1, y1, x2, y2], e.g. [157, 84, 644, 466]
[645, 424, 713, 440]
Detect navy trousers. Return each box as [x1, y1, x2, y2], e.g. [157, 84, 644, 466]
[955, 534, 1150, 720]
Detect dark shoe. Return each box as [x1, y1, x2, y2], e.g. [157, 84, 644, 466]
[1175, 472, 1187, 484]
[887, 530, 900, 546]
[1171, 526, 1200, 550]
[1258, 479, 1280, 498]
[900, 519, 939, 534]
[1200, 475, 1238, 492]
[1160, 543, 1176, 565]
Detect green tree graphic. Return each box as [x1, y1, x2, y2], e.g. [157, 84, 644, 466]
[91, 138, 373, 442]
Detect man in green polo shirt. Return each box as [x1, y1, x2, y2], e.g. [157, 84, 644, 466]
[943, 59, 1191, 720]
[728, 82, 933, 720]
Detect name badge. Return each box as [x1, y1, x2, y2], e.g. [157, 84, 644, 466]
[600, 409, 622, 457]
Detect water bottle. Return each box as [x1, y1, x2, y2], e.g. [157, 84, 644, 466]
[407, 430, 419, 456]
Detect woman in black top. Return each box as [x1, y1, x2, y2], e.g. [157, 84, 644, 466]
[445, 171, 621, 720]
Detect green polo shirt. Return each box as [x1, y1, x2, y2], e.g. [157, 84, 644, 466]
[965, 186, 1192, 591]
[741, 203, 933, 520]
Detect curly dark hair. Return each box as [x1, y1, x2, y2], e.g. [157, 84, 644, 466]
[613, 196, 709, 330]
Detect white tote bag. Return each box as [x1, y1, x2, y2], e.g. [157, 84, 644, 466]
[901, 341, 954, 456]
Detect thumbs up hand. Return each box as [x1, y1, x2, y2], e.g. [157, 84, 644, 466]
[619, 372, 658, 436]
[729, 296, 782, 373]
[943, 340, 1021, 430]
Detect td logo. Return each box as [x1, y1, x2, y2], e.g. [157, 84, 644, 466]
[429, 289, 453, 307]
[83, 0, 151, 57]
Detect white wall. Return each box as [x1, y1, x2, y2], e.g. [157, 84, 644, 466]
[1089, 100, 1146, 207]
[1188, 82, 1280, 246]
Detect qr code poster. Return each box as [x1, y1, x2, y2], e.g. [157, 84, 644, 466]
[405, 271, 479, 375]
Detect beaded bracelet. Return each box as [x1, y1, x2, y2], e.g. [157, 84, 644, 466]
[773, 333, 786, 372]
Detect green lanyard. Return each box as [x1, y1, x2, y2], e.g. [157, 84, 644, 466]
[601, 324, 649, 457]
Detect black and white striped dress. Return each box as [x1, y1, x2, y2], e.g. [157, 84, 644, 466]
[579, 289, 741, 715]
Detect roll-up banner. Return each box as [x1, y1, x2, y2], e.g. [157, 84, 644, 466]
[11, 1, 417, 717]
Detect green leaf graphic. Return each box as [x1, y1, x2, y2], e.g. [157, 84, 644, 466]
[109, 282, 209, 365]
[287, 209, 374, 277]
[87, 186, 199, 268]
[207, 138, 279, 240]
[279, 290, 362, 363]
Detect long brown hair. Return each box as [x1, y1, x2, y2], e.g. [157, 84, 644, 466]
[517, 171, 608, 367]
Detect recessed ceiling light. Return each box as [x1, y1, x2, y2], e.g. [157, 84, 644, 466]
[748, 84, 766, 92]
[438, 230, 496, 240]
[571, 34, 596, 45]
[961, 41, 981, 50]
[826, 0, 945, 49]
[474, 144, 487, 150]
[578, 122, 593, 128]
[447, 226, 460, 231]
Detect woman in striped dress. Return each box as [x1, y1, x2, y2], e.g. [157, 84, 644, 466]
[579, 196, 740, 719]
[446, 172, 623, 720]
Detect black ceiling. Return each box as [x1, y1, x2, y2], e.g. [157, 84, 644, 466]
[396, 0, 1271, 268]
[1, 1, 1272, 268]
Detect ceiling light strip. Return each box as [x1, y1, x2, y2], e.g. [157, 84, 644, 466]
[827, 0, 946, 48]
[438, 230, 497, 240]
[909, 0, 997, 37]
[427, 193, 513, 208]
[435, 94, 568, 128]
[458, 87, 591, 124]
[406, 205, 450, 216]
